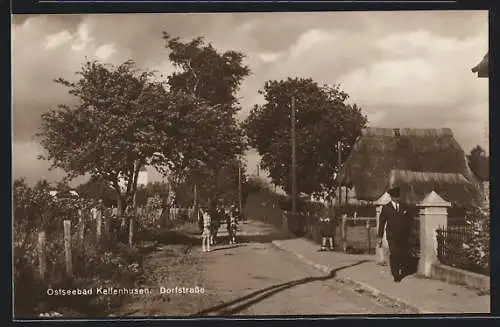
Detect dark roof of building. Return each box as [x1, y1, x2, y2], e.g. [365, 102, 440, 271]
[472, 52, 488, 78]
[337, 127, 480, 206]
[386, 170, 480, 206]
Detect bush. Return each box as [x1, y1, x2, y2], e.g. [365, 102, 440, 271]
[463, 207, 489, 274]
[243, 190, 285, 230]
[13, 178, 144, 317]
[436, 206, 489, 276]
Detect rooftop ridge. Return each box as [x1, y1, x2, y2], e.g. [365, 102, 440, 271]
[362, 127, 453, 137]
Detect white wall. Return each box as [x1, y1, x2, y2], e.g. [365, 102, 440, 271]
[117, 170, 148, 191]
[137, 170, 148, 187]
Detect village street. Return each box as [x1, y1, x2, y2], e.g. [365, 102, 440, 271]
[114, 220, 415, 316]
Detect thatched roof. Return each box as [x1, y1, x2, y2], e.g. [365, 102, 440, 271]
[387, 170, 480, 206]
[472, 52, 488, 78]
[337, 127, 480, 206]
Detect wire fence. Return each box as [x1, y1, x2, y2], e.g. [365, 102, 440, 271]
[436, 226, 489, 276]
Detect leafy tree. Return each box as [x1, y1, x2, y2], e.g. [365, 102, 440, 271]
[467, 145, 489, 181]
[75, 177, 117, 207]
[135, 182, 171, 207]
[38, 33, 251, 217]
[54, 181, 71, 193]
[243, 78, 367, 198]
[162, 32, 250, 200]
[37, 60, 189, 215]
[470, 145, 486, 158]
[163, 32, 250, 108]
[186, 157, 247, 207]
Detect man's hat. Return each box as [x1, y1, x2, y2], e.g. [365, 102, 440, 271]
[387, 186, 400, 197]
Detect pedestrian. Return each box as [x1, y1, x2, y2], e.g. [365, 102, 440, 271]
[201, 207, 211, 252]
[227, 205, 238, 245]
[198, 209, 204, 233]
[318, 211, 335, 251]
[231, 205, 240, 223]
[225, 207, 232, 244]
[377, 186, 413, 282]
[209, 204, 221, 246]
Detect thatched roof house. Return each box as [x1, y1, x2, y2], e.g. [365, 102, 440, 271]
[472, 52, 488, 78]
[337, 127, 481, 207]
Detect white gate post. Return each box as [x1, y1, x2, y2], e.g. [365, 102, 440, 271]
[416, 191, 450, 277]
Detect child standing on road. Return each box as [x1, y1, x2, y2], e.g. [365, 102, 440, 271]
[209, 212, 220, 246]
[201, 208, 211, 252]
[228, 206, 238, 245]
[319, 214, 336, 252]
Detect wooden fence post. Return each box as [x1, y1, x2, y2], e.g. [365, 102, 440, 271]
[283, 212, 289, 232]
[78, 209, 82, 225]
[158, 208, 163, 225]
[128, 216, 134, 247]
[79, 220, 85, 243]
[96, 209, 102, 242]
[63, 220, 73, 276]
[103, 209, 109, 239]
[366, 220, 371, 254]
[37, 230, 46, 280]
[341, 214, 347, 253]
[78, 209, 85, 243]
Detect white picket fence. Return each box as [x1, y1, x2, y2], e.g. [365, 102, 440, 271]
[110, 207, 195, 221]
[168, 207, 195, 220]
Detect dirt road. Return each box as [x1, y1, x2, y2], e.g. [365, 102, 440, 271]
[115, 221, 408, 316]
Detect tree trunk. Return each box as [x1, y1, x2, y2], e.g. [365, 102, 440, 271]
[115, 193, 127, 227]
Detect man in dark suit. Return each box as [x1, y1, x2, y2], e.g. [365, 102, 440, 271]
[377, 186, 413, 282]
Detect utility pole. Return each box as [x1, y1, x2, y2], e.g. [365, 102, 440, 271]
[238, 159, 243, 215]
[256, 163, 260, 177]
[275, 139, 279, 193]
[193, 184, 197, 206]
[291, 96, 297, 215]
[193, 184, 197, 220]
[337, 140, 342, 208]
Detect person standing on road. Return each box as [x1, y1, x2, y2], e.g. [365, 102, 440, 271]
[201, 208, 212, 252]
[228, 205, 238, 245]
[318, 208, 336, 251]
[377, 186, 413, 282]
[209, 204, 222, 245]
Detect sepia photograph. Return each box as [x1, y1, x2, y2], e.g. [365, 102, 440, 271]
[12, 11, 489, 318]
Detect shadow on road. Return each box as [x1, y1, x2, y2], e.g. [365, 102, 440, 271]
[150, 230, 294, 247]
[152, 230, 201, 246]
[238, 233, 293, 244]
[205, 244, 247, 252]
[192, 260, 370, 316]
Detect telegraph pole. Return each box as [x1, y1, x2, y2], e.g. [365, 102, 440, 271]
[238, 159, 243, 215]
[193, 184, 197, 219]
[337, 140, 342, 208]
[291, 96, 297, 215]
[275, 139, 279, 193]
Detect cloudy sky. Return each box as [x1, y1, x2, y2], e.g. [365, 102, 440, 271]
[12, 11, 488, 186]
